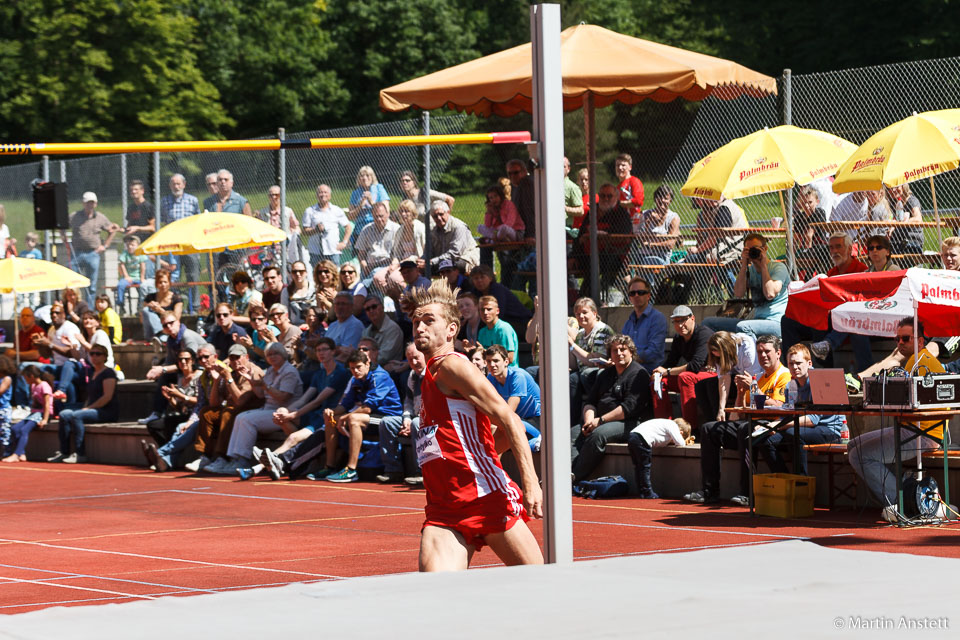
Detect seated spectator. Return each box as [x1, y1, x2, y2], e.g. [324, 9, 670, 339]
[229, 271, 263, 325]
[633, 184, 679, 265]
[571, 334, 652, 482]
[313, 350, 402, 483]
[264, 304, 302, 360]
[685, 334, 790, 506]
[313, 260, 339, 318]
[338, 263, 368, 318]
[240, 338, 350, 481]
[361, 296, 403, 364]
[422, 201, 480, 273]
[6, 307, 45, 364]
[863, 234, 899, 272]
[301, 305, 326, 345]
[698, 331, 763, 426]
[116, 234, 147, 311]
[220, 342, 303, 474]
[61, 287, 91, 328]
[702, 233, 789, 338]
[793, 185, 829, 272]
[385, 259, 430, 334]
[141, 311, 205, 425]
[373, 199, 424, 293]
[28, 302, 83, 407]
[47, 344, 118, 464]
[208, 303, 248, 360]
[0, 356, 12, 456]
[468, 346, 486, 374]
[477, 296, 520, 368]
[484, 345, 541, 450]
[849, 319, 946, 522]
[468, 264, 532, 325]
[757, 344, 844, 478]
[456, 291, 482, 352]
[355, 202, 399, 285]
[141, 268, 183, 340]
[260, 266, 290, 311]
[376, 343, 426, 484]
[326, 292, 364, 351]
[348, 165, 389, 237]
[479, 183, 524, 242]
[627, 417, 692, 499]
[438, 258, 468, 291]
[287, 261, 314, 326]
[197, 344, 265, 473]
[237, 304, 278, 367]
[568, 296, 616, 420]
[686, 197, 747, 264]
[3, 365, 53, 463]
[72, 310, 115, 370]
[398, 170, 454, 217]
[302, 183, 353, 266]
[94, 294, 123, 344]
[621, 276, 667, 373]
[570, 183, 632, 278]
[831, 190, 869, 247]
[651, 305, 714, 429]
[863, 189, 893, 246]
[941, 236, 960, 270]
[142, 347, 200, 448]
[888, 183, 924, 254]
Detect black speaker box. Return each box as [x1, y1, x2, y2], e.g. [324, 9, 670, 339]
[33, 182, 69, 230]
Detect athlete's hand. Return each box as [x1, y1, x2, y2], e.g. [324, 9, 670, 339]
[524, 483, 543, 519]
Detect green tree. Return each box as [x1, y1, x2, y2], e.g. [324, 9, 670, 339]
[0, 0, 230, 143]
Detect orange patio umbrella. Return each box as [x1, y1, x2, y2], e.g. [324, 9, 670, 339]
[380, 23, 777, 299]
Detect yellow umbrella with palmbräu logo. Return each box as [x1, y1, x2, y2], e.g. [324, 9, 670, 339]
[135, 211, 286, 306]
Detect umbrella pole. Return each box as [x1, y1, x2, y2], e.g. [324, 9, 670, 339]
[930, 176, 942, 249]
[913, 301, 923, 479]
[13, 292, 19, 367]
[780, 190, 796, 279]
[209, 251, 216, 308]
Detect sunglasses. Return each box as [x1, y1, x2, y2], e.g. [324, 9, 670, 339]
[162, 320, 176, 327]
[340, 270, 355, 275]
[177, 357, 192, 362]
[628, 290, 650, 297]
[199, 353, 215, 360]
[897, 335, 913, 343]
[269, 312, 284, 317]
[317, 269, 330, 275]
[868, 245, 885, 251]
[251, 317, 265, 322]
[363, 305, 379, 312]
[215, 312, 230, 318]
[90, 351, 107, 357]
[291, 269, 306, 275]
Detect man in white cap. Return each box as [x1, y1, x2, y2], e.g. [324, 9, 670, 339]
[62, 192, 121, 307]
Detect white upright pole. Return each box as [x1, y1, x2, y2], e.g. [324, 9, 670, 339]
[531, 3, 572, 564]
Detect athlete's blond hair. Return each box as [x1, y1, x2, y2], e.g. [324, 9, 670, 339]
[406, 280, 461, 333]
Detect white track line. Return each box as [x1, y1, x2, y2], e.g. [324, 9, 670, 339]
[0, 562, 219, 595]
[572, 518, 811, 539]
[0, 490, 171, 505]
[168, 488, 423, 511]
[0, 574, 157, 601]
[0, 539, 344, 579]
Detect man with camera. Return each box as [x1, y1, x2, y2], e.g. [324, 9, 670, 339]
[702, 232, 789, 338]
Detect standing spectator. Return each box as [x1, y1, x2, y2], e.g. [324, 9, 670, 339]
[397, 170, 454, 217]
[562, 156, 583, 228]
[124, 179, 155, 242]
[478, 183, 524, 242]
[696, 331, 763, 428]
[204, 169, 254, 273]
[477, 296, 520, 367]
[576, 167, 595, 224]
[505, 159, 535, 237]
[0, 205, 8, 255]
[348, 166, 389, 236]
[207, 302, 248, 360]
[259, 185, 302, 264]
[204, 173, 219, 195]
[141, 311, 205, 425]
[361, 296, 403, 364]
[377, 342, 426, 484]
[302, 184, 352, 266]
[116, 234, 147, 311]
[160, 174, 202, 311]
[21, 231, 42, 260]
[355, 201, 399, 284]
[286, 261, 314, 325]
[374, 199, 425, 293]
[468, 264, 531, 325]
[140, 268, 183, 340]
[621, 276, 667, 373]
[615, 153, 645, 228]
[570, 334, 652, 482]
[260, 266, 290, 310]
[888, 183, 924, 254]
[264, 304, 302, 360]
[48, 344, 118, 464]
[651, 306, 714, 428]
[62, 191, 121, 307]
[420, 201, 480, 273]
[338, 262, 368, 318]
[326, 292, 364, 350]
[568, 297, 616, 420]
[634, 185, 680, 265]
[2, 365, 52, 463]
[793, 186, 829, 272]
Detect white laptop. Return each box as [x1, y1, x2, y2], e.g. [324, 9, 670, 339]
[808, 368, 850, 407]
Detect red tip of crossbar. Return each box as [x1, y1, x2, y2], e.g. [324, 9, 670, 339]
[491, 131, 532, 144]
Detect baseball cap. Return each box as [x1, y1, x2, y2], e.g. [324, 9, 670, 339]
[82, 191, 98, 203]
[670, 305, 694, 319]
[399, 256, 419, 269]
[227, 344, 247, 357]
[438, 258, 455, 272]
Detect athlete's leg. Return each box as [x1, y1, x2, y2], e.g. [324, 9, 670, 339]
[419, 525, 475, 572]
[484, 520, 544, 566]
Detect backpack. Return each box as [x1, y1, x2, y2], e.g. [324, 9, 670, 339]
[573, 475, 630, 499]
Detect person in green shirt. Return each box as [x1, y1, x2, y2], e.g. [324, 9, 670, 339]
[476, 296, 519, 368]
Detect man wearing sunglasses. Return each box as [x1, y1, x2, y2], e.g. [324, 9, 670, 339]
[207, 302, 248, 360]
[621, 276, 667, 373]
[141, 312, 205, 425]
[361, 296, 403, 365]
[257, 304, 301, 360]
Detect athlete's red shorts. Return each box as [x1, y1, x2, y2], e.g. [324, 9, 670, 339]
[422, 489, 529, 551]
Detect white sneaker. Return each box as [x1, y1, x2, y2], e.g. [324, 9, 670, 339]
[184, 455, 210, 473]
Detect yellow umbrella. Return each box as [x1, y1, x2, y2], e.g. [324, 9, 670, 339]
[135, 211, 287, 306]
[0, 257, 90, 364]
[681, 125, 857, 201]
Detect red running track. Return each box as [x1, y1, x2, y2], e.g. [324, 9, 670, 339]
[0, 463, 957, 614]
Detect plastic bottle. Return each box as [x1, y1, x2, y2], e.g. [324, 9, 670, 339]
[840, 416, 850, 444]
[895, 197, 906, 222]
[750, 375, 759, 408]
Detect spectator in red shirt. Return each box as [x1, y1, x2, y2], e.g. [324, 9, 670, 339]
[615, 153, 645, 229]
[825, 231, 869, 276]
[5, 307, 46, 363]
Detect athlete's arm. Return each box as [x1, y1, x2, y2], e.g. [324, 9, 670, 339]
[435, 354, 543, 518]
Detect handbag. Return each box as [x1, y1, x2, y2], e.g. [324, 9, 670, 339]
[717, 298, 754, 320]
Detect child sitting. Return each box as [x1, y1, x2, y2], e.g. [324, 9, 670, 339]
[478, 183, 525, 242]
[95, 294, 123, 344]
[2, 365, 53, 463]
[117, 234, 148, 310]
[21, 232, 42, 259]
[627, 417, 693, 499]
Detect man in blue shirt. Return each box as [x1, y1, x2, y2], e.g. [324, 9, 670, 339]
[702, 232, 789, 338]
[325, 292, 364, 353]
[204, 169, 254, 275]
[621, 276, 667, 372]
[484, 344, 541, 450]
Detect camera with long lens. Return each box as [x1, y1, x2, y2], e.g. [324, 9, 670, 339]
[748, 247, 762, 259]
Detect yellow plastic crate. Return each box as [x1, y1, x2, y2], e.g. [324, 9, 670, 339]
[753, 473, 816, 518]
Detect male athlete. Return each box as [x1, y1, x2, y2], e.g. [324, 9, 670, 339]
[408, 281, 544, 571]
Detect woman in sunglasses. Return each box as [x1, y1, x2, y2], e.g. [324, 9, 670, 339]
[142, 348, 200, 449]
[864, 235, 899, 272]
[338, 262, 367, 318]
[287, 261, 314, 325]
[313, 260, 340, 318]
[48, 346, 118, 464]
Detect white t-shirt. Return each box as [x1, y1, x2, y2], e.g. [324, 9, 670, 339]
[809, 178, 836, 220]
[51, 321, 82, 366]
[831, 193, 868, 240]
[78, 328, 115, 369]
[631, 418, 685, 448]
[302, 203, 350, 256]
[733, 332, 764, 379]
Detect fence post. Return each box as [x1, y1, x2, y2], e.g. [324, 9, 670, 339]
[422, 111, 432, 278]
[120, 154, 129, 229]
[585, 94, 599, 301]
[278, 127, 289, 271]
[153, 152, 161, 233]
[42, 156, 51, 305]
[781, 68, 796, 278]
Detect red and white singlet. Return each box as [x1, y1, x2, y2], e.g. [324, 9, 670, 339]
[417, 352, 524, 517]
